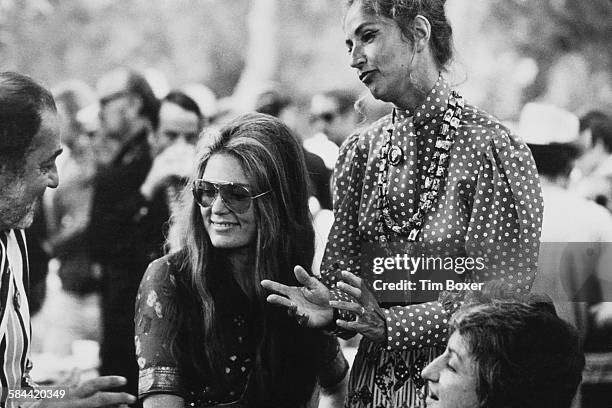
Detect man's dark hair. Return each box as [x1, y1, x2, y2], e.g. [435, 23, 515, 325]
[528, 143, 580, 179]
[322, 89, 357, 115]
[0, 72, 57, 169]
[451, 284, 584, 408]
[581, 111, 612, 153]
[124, 70, 160, 130]
[580, 110, 608, 133]
[163, 90, 202, 120]
[255, 89, 291, 118]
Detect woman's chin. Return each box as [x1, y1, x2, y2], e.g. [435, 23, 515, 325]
[367, 85, 392, 104]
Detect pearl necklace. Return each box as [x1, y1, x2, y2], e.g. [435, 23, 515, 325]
[376, 91, 464, 243]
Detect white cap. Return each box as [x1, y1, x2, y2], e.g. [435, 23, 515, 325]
[180, 83, 217, 119]
[144, 68, 170, 99]
[518, 102, 579, 145]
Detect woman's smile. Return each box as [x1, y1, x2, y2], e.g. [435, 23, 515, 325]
[210, 219, 240, 230]
[201, 153, 258, 249]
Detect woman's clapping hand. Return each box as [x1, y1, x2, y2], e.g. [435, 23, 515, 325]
[261, 265, 334, 328]
[331, 271, 386, 344]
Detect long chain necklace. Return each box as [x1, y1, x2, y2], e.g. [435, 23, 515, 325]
[376, 91, 464, 243]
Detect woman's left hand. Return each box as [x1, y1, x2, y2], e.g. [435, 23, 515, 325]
[330, 271, 386, 344]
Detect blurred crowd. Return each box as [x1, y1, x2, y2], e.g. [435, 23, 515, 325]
[20, 66, 612, 407]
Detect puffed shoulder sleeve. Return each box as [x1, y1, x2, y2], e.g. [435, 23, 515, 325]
[383, 128, 544, 353]
[319, 132, 368, 336]
[466, 129, 543, 293]
[135, 257, 185, 399]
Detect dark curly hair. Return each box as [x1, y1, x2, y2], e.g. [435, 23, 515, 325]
[450, 284, 584, 408]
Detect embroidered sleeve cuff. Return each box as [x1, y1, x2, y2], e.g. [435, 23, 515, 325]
[139, 366, 185, 399]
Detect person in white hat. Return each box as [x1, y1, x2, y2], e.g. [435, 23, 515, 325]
[571, 112, 612, 211]
[521, 102, 612, 408]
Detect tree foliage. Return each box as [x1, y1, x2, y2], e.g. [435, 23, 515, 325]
[1, 0, 610, 114]
[487, 0, 612, 109]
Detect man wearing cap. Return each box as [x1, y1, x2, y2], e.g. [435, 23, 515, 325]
[1, 71, 135, 407]
[520, 103, 612, 408]
[571, 112, 612, 211]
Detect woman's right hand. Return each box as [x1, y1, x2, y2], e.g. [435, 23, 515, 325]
[261, 265, 333, 328]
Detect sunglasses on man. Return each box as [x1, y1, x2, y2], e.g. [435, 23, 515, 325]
[310, 111, 337, 124]
[99, 90, 133, 107]
[192, 179, 270, 214]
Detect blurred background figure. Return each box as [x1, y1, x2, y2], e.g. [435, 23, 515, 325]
[149, 90, 203, 251]
[89, 67, 168, 400]
[180, 83, 218, 127]
[35, 80, 101, 357]
[255, 87, 332, 213]
[150, 90, 202, 156]
[304, 89, 359, 171]
[23, 205, 49, 316]
[521, 103, 612, 408]
[254, 87, 334, 279]
[570, 111, 612, 211]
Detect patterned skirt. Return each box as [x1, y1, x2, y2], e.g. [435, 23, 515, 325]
[345, 339, 443, 408]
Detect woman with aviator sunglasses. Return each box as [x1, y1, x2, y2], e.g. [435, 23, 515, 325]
[192, 180, 271, 215]
[134, 113, 349, 408]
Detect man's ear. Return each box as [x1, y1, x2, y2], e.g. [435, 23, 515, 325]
[413, 15, 432, 53]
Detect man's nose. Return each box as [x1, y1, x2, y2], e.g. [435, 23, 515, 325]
[48, 165, 59, 189]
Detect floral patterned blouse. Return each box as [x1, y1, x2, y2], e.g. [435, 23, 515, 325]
[135, 252, 348, 407]
[321, 77, 544, 351]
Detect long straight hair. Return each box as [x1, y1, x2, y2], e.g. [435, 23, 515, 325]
[171, 113, 322, 406]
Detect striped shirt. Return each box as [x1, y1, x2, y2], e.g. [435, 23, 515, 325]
[0, 230, 34, 407]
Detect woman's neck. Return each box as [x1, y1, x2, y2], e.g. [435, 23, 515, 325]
[395, 65, 440, 112]
[223, 246, 253, 291]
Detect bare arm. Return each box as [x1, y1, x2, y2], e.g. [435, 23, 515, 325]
[318, 371, 348, 408]
[143, 394, 184, 408]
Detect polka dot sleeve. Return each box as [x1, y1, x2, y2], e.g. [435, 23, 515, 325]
[383, 301, 451, 351]
[465, 129, 543, 293]
[383, 128, 543, 353]
[320, 132, 368, 335]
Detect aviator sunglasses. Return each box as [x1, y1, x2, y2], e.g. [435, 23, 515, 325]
[192, 179, 270, 214]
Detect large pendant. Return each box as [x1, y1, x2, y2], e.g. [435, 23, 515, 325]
[388, 145, 404, 166]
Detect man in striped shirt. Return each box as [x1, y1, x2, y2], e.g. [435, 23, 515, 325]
[0, 72, 135, 407]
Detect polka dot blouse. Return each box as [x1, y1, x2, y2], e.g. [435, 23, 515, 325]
[320, 77, 543, 352]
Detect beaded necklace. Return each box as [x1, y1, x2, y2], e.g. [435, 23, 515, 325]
[376, 90, 464, 243]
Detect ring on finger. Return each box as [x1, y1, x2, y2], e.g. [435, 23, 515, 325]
[288, 304, 298, 316]
[359, 306, 365, 316]
[296, 313, 309, 327]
